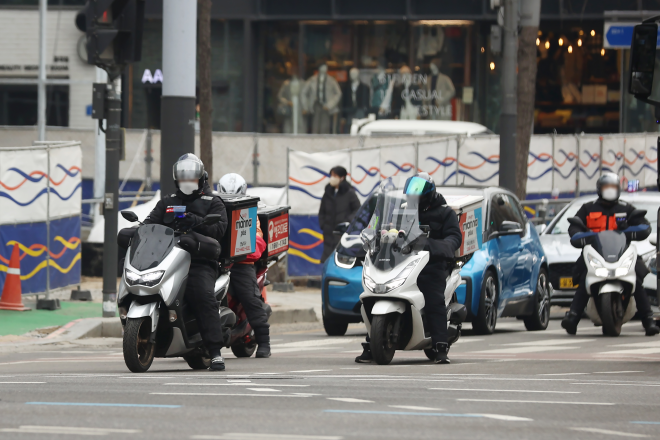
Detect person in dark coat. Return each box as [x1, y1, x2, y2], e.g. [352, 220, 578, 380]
[318, 166, 361, 262]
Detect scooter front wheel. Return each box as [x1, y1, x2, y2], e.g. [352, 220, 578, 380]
[370, 314, 398, 365]
[123, 317, 156, 373]
[600, 292, 623, 337]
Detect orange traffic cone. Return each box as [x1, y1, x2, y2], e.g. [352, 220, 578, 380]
[0, 244, 31, 311]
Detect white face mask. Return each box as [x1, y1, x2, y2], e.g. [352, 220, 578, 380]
[601, 188, 618, 201]
[329, 176, 340, 188]
[179, 181, 198, 195]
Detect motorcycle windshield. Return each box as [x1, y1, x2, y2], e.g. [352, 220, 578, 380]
[361, 192, 426, 271]
[593, 230, 628, 263]
[129, 224, 176, 271]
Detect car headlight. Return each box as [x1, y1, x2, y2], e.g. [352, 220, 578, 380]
[363, 274, 377, 292]
[335, 252, 356, 269]
[587, 254, 604, 269]
[125, 269, 165, 287]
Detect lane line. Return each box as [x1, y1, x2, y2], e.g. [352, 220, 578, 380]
[246, 388, 281, 392]
[164, 383, 309, 387]
[351, 379, 463, 382]
[631, 422, 660, 425]
[470, 346, 580, 354]
[327, 398, 373, 403]
[430, 388, 579, 394]
[150, 393, 309, 398]
[538, 373, 590, 376]
[25, 402, 180, 408]
[572, 383, 660, 387]
[289, 370, 332, 373]
[570, 427, 649, 438]
[501, 339, 596, 346]
[0, 382, 46, 384]
[323, 410, 530, 421]
[594, 371, 644, 374]
[457, 399, 614, 406]
[192, 434, 343, 440]
[389, 405, 443, 411]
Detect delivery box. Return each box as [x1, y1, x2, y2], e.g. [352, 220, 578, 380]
[443, 194, 484, 258]
[220, 195, 260, 263]
[257, 205, 291, 262]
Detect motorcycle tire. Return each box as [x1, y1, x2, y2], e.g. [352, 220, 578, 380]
[600, 292, 623, 337]
[123, 317, 156, 373]
[231, 333, 257, 358]
[370, 313, 398, 365]
[523, 268, 551, 331]
[184, 355, 211, 370]
[473, 270, 498, 335]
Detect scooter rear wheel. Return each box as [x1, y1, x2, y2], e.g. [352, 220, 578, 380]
[123, 317, 156, 373]
[370, 314, 398, 365]
[600, 292, 623, 337]
[184, 355, 211, 369]
[231, 331, 257, 358]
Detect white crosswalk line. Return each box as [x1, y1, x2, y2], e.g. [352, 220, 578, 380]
[501, 339, 595, 346]
[389, 405, 443, 411]
[327, 397, 373, 403]
[192, 434, 343, 440]
[458, 398, 614, 405]
[570, 427, 649, 438]
[471, 346, 580, 354]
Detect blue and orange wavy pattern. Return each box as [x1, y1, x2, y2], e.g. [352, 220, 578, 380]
[0, 165, 81, 206]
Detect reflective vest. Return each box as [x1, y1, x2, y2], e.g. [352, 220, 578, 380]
[586, 212, 618, 232]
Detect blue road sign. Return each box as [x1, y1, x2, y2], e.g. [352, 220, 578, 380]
[604, 22, 660, 49]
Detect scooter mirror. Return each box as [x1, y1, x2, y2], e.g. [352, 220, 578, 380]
[567, 216, 588, 232]
[121, 211, 139, 222]
[202, 214, 223, 225]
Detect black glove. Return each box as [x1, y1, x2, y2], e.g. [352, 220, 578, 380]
[175, 212, 203, 231]
[616, 220, 628, 231]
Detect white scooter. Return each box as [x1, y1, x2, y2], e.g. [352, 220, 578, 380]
[359, 191, 467, 365]
[568, 212, 650, 336]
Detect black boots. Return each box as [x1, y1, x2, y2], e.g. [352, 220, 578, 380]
[209, 348, 225, 371]
[255, 327, 271, 358]
[256, 343, 271, 358]
[642, 316, 660, 336]
[355, 342, 373, 363]
[561, 311, 581, 335]
[434, 342, 450, 364]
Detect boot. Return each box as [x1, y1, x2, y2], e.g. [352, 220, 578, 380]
[256, 343, 271, 358]
[255, 327, 271, 358]
[209, 348, 225, 371]
[434, 342, 450, 364]
[561, 311, 580, 335]
[355, 342, 372, 363]
[642, 316, 660, 337]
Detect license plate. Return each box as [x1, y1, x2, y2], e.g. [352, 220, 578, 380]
[559, 277, 575, 289]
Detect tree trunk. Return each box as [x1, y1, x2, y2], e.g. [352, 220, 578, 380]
[198, 0, 213, 183]
[514, 25, 539, 201]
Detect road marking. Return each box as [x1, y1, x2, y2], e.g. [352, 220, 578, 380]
[246, 388, 281, 392]
[389, 405, 443, 411]
[430, 388, 579, 394]
[25, 402, 180, 408]
[502, 339, 596, 346]
[572, 383, 660, 387]
[538, 373, 590, 376]
[457, 399, 614, 406]
[476, 414, 533, 422]
[0, 382, 45, 384]
[289, 370, 332, 373]
[327, 398, 373, 403]
[609, 341, 660, 348]
[471, 346, 580, 354]
[273, 339, 359, 349]
[323, 410, 530, 421]
[594, 371, 644, 374]
[192, 434, 343, 440]
[340, 368, 360, 370]
[631, 422, 660, 425]
[599, 348, 660, 355]
[227, 380, 252, 383]
[432, 374, 492, 376]
[570, 427, 649, 438]
[120, 376, 176, 379]
[164, 383, 309, 387]
[0, 426, 140, 436]
[150, 393, 310, 398]
[351, 378, 463, 382]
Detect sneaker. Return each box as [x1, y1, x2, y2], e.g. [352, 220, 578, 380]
[642, 317, 660, 337]
[561, 311, 580, 335]
[434, 342, 450, 364]
[256, 343, 271, 358]
[209, 349, 225, 371]
[355, 342, 372, 363]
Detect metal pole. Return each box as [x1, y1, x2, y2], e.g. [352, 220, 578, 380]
[498, 0, 518, 192]
[37, 0, 47, 141]
[252, 135, 259, 186]
[45, 144, 51, 298]
[145, 129, 153, 191]
[160, 0, 197, 198]
[94, 68, 107, 222]
[102, 76, 122, 318]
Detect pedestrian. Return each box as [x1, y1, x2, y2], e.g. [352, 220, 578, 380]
[318, 166, 361, 262]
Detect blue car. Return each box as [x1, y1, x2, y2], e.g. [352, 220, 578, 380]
[321, 186, 551, 336]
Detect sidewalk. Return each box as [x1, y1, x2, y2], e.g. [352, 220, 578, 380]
[0, 302, 100, 337]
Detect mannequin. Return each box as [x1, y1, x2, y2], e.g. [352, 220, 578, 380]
[392, 66, 422, 120]
[370, 66, 391, 118]
[426, 58, 455, 120]
[301, 63, 342, 134]
[342, 67, 370, 132]
[277, 62, 307, 134]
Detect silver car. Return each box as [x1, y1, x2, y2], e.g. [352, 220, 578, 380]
[538, 193, 659, 309]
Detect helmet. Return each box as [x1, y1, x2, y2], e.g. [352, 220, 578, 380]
[596, 172, 620, 201]
[403, 172, 436, 208]
[218, 173, 247, 195]
[173, 153, 205, 191]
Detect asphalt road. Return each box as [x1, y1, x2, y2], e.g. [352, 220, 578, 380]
[1, 317, 660, 440]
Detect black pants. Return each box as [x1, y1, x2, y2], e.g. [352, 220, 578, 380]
[186, 264, 224, 350]
[418, 265, 448, 345]
[229, 264, 270, 344]
[570, 274, 652, 318]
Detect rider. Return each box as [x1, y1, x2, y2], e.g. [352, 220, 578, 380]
[218, 173, 271, 358]
[144, 154, 230, 370]
[355, 172, 462, 364]
[561, 173, 660, 336]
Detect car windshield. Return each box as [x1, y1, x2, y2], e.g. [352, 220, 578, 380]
[129, 224, 176, 271]
[592, 230, 628, 263]
[336, 192, 379, 259]
[361, 192, 426, 271]
[548, 199, 659, 235]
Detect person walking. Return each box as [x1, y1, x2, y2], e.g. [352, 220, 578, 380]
[318, 166, 361, 262]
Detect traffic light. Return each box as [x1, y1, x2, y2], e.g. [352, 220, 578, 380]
[75, 0, 145, 72]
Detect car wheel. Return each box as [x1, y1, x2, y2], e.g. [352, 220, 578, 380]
[523, 268, 550, 331]
[472, 270, 498, 335]
[323, 316, 349, 336]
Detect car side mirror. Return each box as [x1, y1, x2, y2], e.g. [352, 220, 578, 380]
[500, 221, 523, 233]
[629, 209, 648, 221]
[535, 224, 547, 235]
[333, 222, 350, 237]
[121, 211, 139, 223]
[202, 214, 223, 225]
[629, 23, 658, 98]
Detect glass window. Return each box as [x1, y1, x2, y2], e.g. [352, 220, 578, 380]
[0, 85, 68, 127]
[488, 193, 523, 231]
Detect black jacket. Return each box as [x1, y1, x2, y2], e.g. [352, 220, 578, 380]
[318, 180, 361, 237]
[144, 182, 228, 268]
[420, 192, 462, 270]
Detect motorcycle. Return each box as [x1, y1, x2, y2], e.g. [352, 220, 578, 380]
[358, 191, 467, 365]
[568, 211, 650, 336]
[117, 210, 272, 372]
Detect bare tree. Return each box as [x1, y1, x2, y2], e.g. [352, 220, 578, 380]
[198, 0, 213, 182]
[515, 0, 541, 200]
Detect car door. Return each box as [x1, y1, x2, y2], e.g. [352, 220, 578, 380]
[487, 193, 523, 300]
[509, 196, 534, 294]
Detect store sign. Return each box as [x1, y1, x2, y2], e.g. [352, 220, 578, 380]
[141, 69, 163, 84]
[267, 214, 289, 256]
[604, 22, 660, 49]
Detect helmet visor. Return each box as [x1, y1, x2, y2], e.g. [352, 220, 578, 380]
[403, 176, 434, 196]
[173, 159, 203, 181]
[599, 174, 619, 188]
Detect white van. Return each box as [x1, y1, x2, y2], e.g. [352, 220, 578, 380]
[350, 117, 490, 137]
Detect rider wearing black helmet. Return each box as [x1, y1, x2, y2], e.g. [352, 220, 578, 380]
[144, 153, 230, 370]
[355, 172, 462, 364]
[561, 172, 659, 336]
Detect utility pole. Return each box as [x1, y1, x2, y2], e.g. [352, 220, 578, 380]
[160, 0, 198, 198]
[94, 67, 108, 222]
[198, 0, 213, 184]
[37, 0, 47, 141]
[498, 0, 519, 192]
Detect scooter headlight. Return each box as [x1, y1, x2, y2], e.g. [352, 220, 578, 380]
[125, 269, 140, 284]
[363, 274, 377, 292]
[614, 254, 635, 277]
[587, 254, 604, 269]
[125, 269, 165, 287]
[377, 260, 420, 294]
